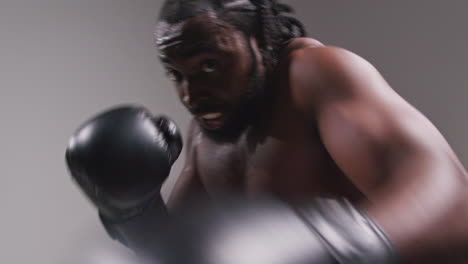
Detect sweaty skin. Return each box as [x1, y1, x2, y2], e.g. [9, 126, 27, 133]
[159, 13, 468, 263]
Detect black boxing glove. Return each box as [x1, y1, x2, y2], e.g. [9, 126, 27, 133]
[65, 105, 182, 256]
[156, 197, 400, 264]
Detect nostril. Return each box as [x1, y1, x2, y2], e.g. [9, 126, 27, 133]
[183, 92, 211, 112]
[183, 98, 197, 111]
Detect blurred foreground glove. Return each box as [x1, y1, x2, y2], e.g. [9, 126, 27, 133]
[157, 197, 400, 264]
[65, 105, 182, 256]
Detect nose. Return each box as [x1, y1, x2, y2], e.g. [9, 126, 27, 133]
[180, 81, 194, 108]
[183, 95, 212, 113]
[181, 80, 211, 111]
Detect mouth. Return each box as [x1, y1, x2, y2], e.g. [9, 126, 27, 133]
[197, 112, 226, 130]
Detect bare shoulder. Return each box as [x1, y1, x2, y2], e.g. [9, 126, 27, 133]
[185, 118, 202, 149]
[182, 119, 204, 172]
[283, 37, 325, 53]
[287, 44, 389, 111]
[289, 44, 379, 87]
[178, 118, 202, 175]
[166, 118, 204, 210]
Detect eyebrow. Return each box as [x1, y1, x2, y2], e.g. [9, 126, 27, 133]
[159, 41, 216, 66]
[181, 42, 216, 59]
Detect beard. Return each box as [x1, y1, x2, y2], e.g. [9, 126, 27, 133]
[201, 57, 266, 143]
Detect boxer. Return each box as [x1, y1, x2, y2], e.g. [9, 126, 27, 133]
[66, 0, 468, 263]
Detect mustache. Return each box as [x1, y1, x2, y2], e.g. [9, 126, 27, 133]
[188, 103, 228, 116]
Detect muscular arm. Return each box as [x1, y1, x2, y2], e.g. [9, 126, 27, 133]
[290, 46, 468, 263]
[167, 119, 207, 211]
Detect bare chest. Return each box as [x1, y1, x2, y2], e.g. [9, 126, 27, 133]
[195, 121, 363, 203]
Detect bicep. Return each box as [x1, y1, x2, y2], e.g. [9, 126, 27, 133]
[293, 46, 457, 194]
[319, 96, 468, 260]
[297, 47, 468, 259]
[317, 91, 436, 194]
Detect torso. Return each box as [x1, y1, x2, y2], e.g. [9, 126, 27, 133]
[193, 38, 365, 204]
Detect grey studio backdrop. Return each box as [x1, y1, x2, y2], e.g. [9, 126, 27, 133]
[0, 0, 466, 263]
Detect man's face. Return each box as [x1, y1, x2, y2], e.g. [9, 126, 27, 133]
[156, 13, 264, 135]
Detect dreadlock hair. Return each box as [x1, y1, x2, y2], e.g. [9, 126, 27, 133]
[248, 0, 306, 66]
[156, 0, 306, 67]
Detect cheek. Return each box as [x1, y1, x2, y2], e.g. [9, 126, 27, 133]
[222, 53, 252, 90]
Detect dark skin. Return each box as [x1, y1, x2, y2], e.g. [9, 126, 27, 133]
[158, 13, 468, 263]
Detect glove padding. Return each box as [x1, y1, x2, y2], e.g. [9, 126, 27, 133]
[156, 197, 400, 264]
[65, 105, 182, 255]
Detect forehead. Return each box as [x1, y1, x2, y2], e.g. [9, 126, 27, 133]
[156, 13, 240, 54]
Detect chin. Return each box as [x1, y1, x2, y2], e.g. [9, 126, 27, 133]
[199, 81, 263, 141]
[199, 111, 251, 142]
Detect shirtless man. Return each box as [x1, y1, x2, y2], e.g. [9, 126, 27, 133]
[66, 0, 468, 263]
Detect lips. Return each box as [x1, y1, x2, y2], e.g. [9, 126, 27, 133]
[188, 101, 229, 130]
[197, 112, 226, 130]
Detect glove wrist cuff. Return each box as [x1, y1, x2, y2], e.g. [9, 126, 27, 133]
[296, 198, 401, 264]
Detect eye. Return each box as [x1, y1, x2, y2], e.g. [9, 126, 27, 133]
[166, 68, 183, 82]
[201, 59, 218, 73]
